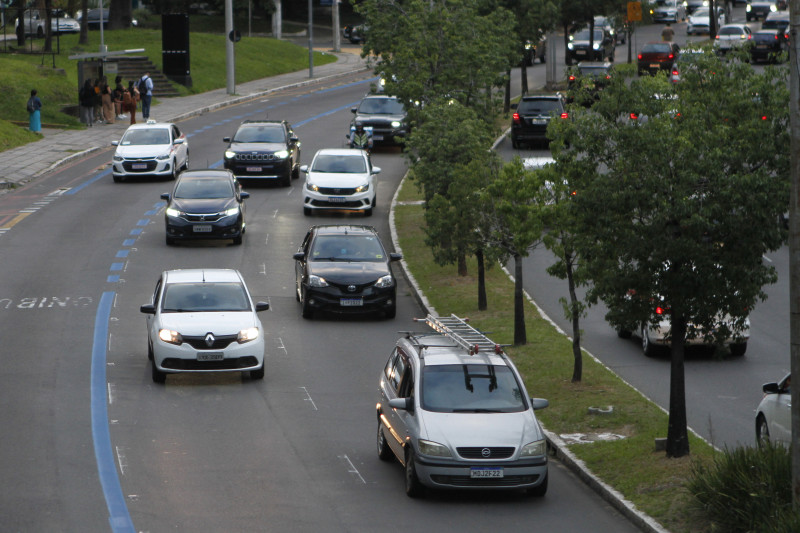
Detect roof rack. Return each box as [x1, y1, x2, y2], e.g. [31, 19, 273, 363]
[413, 314, 505, 356]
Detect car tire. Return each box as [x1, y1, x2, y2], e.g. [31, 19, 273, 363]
[756, 413, 770, 444]
[166, 236, 175, 246]
[377, 422, 393, 461]
[301, 289, 314, 319]
[511, 137, 519, 149]
[292, 164, 300, 180]
[729, 342, 747, 357]
[171, 159, 178, 180]
[152, 361, 167, 384]
[385, 303, 397, 319]
[641, 326, 660, 357]
[147, 341, 154, 361]
[364, 205, 373, 217]
[303, 206, 312, 216]
[404, 449, 424, 498]
[113, 175, 124, 183]
[526, 471, 548, 497]
[182, 150, 189, 171]
[232, 234, 243, 245]
[250, 364, 265, 380]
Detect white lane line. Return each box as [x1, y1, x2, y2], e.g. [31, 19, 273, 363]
[300, 386, 318, 411]
[339, 454, 366, 484]
[276, 336, 287, 355]
[115, 446, 128, 476]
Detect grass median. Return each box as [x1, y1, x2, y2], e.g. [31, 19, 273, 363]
[393, 177, 715, 533]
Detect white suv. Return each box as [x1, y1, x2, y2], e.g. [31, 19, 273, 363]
[111, 121, 190, 182]
[301, 148, 380, 216]
[376, 315, 549, 497]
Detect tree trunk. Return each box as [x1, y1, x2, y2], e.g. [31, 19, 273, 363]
[504, 69, 511, 114]
[477, 248, 487, 311]
[520, 60, 528, 95]
[513, 253, 527, 345]
[16, 6, 25, 46]
[457, 251, 467, 277]
[566, 251, 582, 382]
[666, 313, 690, 457]
[44, 0, 53, 53]
[79, 0, 88, 45]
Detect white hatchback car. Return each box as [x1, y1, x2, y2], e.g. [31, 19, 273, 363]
[755, 373, 791, 445]
[301, 148, 380, 217]
[715, 24, 753, 53]
[140, 269, 269, 383]
[111, 121, 189, 182]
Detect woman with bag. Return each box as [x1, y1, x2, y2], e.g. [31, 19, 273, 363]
[101, 83, 115, 124]
[125, 81, 138, 125]
[27, 89, 42, 133]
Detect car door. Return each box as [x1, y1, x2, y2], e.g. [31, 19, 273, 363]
[172, 125, 188, 168]
[295, 229, 313, 299]
[771, 376, 792, 443]
[380, 348, 414, 459]
[146, 276, 163, 348]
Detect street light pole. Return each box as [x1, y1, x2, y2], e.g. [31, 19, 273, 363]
[789, 0, 800, 508]
[308, 0, 314, 78]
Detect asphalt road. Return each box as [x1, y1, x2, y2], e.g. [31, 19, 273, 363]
[0, 72, 642, 531]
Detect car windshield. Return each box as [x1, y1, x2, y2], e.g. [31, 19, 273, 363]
[309, 235, 386, 262]
[161, 282, 251, 312]
[642, 43, 672, 53]
[174, 177, 234, 199]
[232, 125, 285, 143]
[311, 154, 367, 173]
[121, 128, 171, 146]
[517, 99, 561, 114]
[357, 98, 405, 115]
[655, 0, 676, 6]
[421, 364, 527, 413]
[578, 66, 610, 77]
[574, 29, 603, 41]
[692, 8, 710, 16]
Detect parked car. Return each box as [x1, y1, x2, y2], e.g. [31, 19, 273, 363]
[139, 269, 269, 383]
[761, 10, 790, 44]
[510, 94, 567, 149]
[350, 95, 407, 145]
[566, 28, 615, 65]
[16, 10, 79, 37]
[292, 224, 401, 318]
[111, 121, 189, 182]
[746, 0, 779, 21]
[222, 120, 301, 186]
[651, 0, 686, 23]
[755, 373, 791, 445]
[637, 41, 679, 75]
[567, 61, 612, 105]
[160, 169, 248, 246]
[301, 148, 380, 216]
[715, 23, 753, 54]
[376, 314, 549, 497]
[750, 29, 786, 63]
[76, 8, 137, 29]
[686, 6, 724, 34]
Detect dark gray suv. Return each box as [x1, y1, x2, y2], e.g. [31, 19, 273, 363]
[223, 120, 301, 186]
[510, 94, 567, 149]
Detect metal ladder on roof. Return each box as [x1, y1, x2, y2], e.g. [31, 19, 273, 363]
[415, 314, 503, 356]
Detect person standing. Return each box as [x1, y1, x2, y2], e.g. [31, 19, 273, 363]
[79, 80, 95, 128]
[123, 82, 137, 125]
[93, 79, 104, 124]
[27, 89, 42, 133]
[113, 79, 125, 119]
[661, 22, 674, 42]
[101, 83, 115, 124]
[140, 72, 153, 121]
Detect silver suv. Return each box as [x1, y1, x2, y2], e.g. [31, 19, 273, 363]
[376, 314, 549, 497]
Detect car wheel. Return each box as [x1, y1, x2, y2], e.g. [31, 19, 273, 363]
[364, 205, 373, 217]
[232, 234, 243, 245]
[151, 361, 167, 384]
[113, 175, 123, 183]
[526, 471, 548, 497]
[512, 137, 519, 149]
[171, 159, 178, 180]
[641, 326, 659, 357]
[37, 26, 44, 38]
[756, 413, 770, 444]
[165, 235, 175, 246]
[182, 150, 189, 171]
[303, 206, 312, 216]
[147, 341, 154, 361]
[292, 164, 300, 180]
[385, 303, 396, 319]
[301, 289, 314, 319]
[729, 342, 747, 357]
[404, 449, 424, 498]
[377, 422, 393, 461]
[250, 364, 265, 380]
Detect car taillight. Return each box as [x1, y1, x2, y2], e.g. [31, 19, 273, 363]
[774, 35, 779, 40]
[630, 112, 639, 120]
[512, 112, 521, 124]
[605, 75, 611, 80]
[668, 53, 674, 59]
[637, 54, 643, 60]
[747, 34, 752, 40]
[560, 112, 569, 119]
[569, 75, 576, 81]
[671, 69, 679, 76]
[761, 115, 768, 120]
[715, 35, 720, 39]
[656, 306, 665, 315]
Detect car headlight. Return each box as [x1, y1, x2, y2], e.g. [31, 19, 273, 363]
[390, 121, 401, 128]
[592, 42, 600, 50]
[306, 181, 320, 192]
[224, 150, 237, 159]
[237, 327, 259, 343]
[746, 4, 752, 10]
[770, 4, 777, 11]
[520, 439, 547, 457]
[156, 153, 170, 161]
[158, 328, 182, 345]
[308, 274, 328, 287]
[374, 274, 394, 288]
[567, 42, 574, 50]
[354, 182, 370, 193]
[113, 155, 123, 162]
[273, 150, 289, 159]
[418, 439, 452, 458]
[223, 206, 240, 217]
[165, 207, 182, 218]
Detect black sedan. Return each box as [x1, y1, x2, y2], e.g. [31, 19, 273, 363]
[161, 169, 248, 246]
[293, 225, 401, 319]
[750, 30, 786, 63]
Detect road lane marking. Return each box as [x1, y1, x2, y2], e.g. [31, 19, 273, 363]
[300, 386, 318, 411]
[339, 454, 366, 484]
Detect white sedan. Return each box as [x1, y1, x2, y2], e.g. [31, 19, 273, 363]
[301, 148, 381, 217]
[715, 24, 753, 53]
[686, 7, 724, 35]
[755, 373, 791, 445]
[140, 269, 269, 383]
[111, 121, 190, 183]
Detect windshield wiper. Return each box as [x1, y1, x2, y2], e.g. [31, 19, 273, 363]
[451, 408, 504, 413]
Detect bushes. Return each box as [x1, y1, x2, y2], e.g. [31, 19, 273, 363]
[687, 442, 799, 532]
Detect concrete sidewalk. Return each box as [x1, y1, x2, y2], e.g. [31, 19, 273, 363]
[0, 49, 371, 192]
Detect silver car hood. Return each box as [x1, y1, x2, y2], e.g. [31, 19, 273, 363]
[419, 410, 543, 449]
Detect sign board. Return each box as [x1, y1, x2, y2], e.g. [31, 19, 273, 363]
[627, 1, 642, 21]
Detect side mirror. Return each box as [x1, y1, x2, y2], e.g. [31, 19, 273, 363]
[240, 191, 250, 201]
[372, 166, 382, 175]
[762, 382, 780, 394]
[351, 107, 357, 114]
[300, 165, 309, 173]
[389, 253, 402, 262]
[531, 398, 549, 410]
[255, 301, 270, 312]
[174, 138, 185, 145]
[140, 304, 155, 314]
[290, 136, 299, 143]
[293, 252, 305, 261]
[111, 140, 119, 146]
[388, 397, 413, 411]
[160, 193, 170, 202]
[223, 137, 231, 143]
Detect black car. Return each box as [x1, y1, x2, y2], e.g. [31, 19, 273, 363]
[750, 29, 786, 63]
[566, 61, 612, 105]
[161, 169, 248, 246]
[292, 225, 402, 319]
[343, 24, 366, 44]
[746, 0, 780, 21]
[510, 94, 567, 149]
[223, 120, 301, 186]
[77, 8, 137, 29]
[350, 95, 408, 145]
[566, 28, 614, 65]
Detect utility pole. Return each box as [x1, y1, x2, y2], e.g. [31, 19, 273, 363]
[307, 0, 314, 78]
[225, 0, 235, 94]
[789, 0, 800, 508]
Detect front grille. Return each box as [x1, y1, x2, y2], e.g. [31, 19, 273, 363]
[182, 334, 238, 350]
[318, 186, 358, 195]
[161, 356, 259, 371]
[429, 474, 541, 487]
[235, 153, 279, 161]
[328, 281, 372, 295]
[122, 159, 157, 172]
[457, 447, 515, 459]
[184, 212, 225, 223]
[310, 199, 365, 208]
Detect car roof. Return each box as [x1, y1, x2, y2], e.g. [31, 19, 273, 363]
[237, 120, 286, 127]
[313, 148, 368, 157]
[521, 94, 561, 100]
[177, 169, 235, 180]
[755, 29, 781, 35]
[311, 224, 379, 237]
[361, 94, 399, 100]
[400, 335, 509, 367]
[124, 122, 173, 131]
[163, 269, 244, 284]
[765, 11, 790, 19]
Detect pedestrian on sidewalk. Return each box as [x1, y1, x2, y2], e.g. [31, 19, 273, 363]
[93, 79, 104, 124]
[79, 80, 95, 128]
[27, 89, 42, 133]
[113, 78, 126, 119]
[101, 83, 115, 124]
[140, 72, 153, 121]
[662, 23, 674, 42]
[125, 81, 138, 124]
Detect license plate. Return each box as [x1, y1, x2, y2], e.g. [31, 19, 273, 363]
[197, 352, 224, 361]
[470, 467, 503, 478]
[650, 63, 659, 68]
[193, 225, 212, 233]
[132, 163, 147, 169]
[531, 119, 547, 125]
[757, 44, 768, 49]
[340, 298, 363, 307]
[246, 166, 262, 172]
[328, 197, 347, 203]
[372, 134, 384, 140]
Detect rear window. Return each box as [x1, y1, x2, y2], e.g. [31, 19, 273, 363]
[641, 43, 672, 54]
[720, 26, 746, 35]
[754, 32, 780, 43]
[518, 98, 562, 113]
[578, 67, 610, 77]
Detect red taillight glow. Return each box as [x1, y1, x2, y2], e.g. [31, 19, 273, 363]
[560, 112, 569, 119]
[569, 75, 576, 81]
[668, 53, 674, 59]
[775, 35, 779, 40]
[605, 75, 611, 80]
[630, 113, 639, 120]
[637, 54, 643, 60]
[761, 115, 768, 120]
[715, 35, 720, 40]
[747, 34, 752, 40]
[655, 306, 665, 315]
[512, 112, 521, 124]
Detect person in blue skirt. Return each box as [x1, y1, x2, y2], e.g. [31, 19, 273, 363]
[27, 89, 42, 133]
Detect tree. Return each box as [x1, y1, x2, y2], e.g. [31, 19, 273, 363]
[549, 53, 789, 457]
[477, 157, 548, 345]
[109, 0, 134, 30]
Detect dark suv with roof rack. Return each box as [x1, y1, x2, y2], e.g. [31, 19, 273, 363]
[510, 94, 567, 148]
[223, 120, 301, 186]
